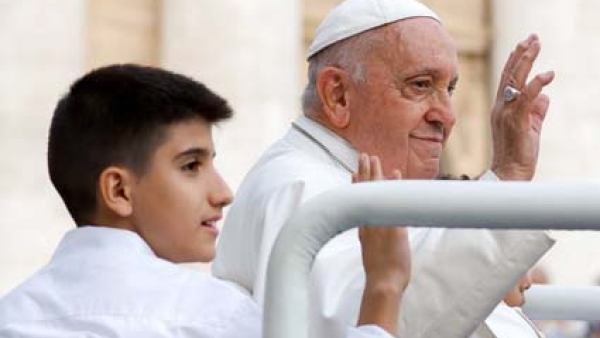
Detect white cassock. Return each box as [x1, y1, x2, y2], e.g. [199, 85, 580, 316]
[0, 227, 394, 338]
[213, 115, 555, 338]
[472, 302, 545, 338]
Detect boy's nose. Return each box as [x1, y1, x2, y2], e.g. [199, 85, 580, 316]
[210, 172, 233, 208]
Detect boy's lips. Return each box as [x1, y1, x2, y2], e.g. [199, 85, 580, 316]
[201, 215, 222, 234]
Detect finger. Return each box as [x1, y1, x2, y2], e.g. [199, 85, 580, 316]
[370, 156, 383, 180]
[510, 39, 541, 89]
[517, 71, 554, 121]
[501, 35, 535, 81]
[497, 34, 537, 97]
[391, 169, 402, 180]
[358, 153, 371, 182]
[524, 71, 555, 99]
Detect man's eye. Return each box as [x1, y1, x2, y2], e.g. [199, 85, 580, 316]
[400, 78, 435, 100]
[182, 161, 201, 172]
[410, 79, 432, 92]
[448, 84, 456, 96]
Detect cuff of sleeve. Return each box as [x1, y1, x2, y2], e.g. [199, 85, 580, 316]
[479, 170, 499, 181]
[347, 325, 397, 338]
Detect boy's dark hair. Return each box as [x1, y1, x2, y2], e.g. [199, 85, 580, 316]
[48, 64, 233, 226]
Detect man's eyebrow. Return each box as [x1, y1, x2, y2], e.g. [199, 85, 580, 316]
[174, 147, 215, 160]
[405, 69, 459, 84]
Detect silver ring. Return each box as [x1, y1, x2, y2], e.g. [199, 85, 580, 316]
[503, 85, 521, 103]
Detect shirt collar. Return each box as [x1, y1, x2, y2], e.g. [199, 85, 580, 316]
[52, 226, 156, 261]
[294, 115, 359, 172]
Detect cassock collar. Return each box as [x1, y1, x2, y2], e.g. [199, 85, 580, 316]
[293, 115, 359, 173]
[52, 226, 156, 261]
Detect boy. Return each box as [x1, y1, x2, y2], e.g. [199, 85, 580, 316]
[0, 64, 409, 337]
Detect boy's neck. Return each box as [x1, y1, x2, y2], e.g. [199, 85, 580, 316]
[86, 208, 136, 233]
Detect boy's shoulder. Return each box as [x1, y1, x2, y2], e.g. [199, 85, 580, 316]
[0, 269, 260, 336]
[0, 228, 259, 332]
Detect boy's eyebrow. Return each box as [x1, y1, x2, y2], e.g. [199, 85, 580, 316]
[174, 147, 215, 160]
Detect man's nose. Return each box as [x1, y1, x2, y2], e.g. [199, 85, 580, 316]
[426, 91, 456, 128]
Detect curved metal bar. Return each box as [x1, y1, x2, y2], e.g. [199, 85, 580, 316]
[523, 285, 600, 320]
[263, 181, 600, 338]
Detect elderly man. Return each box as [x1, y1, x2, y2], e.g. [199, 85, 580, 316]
[214, 0, 555, 337]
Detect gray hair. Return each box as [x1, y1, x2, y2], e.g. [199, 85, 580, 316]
[301, 28, 385, 116]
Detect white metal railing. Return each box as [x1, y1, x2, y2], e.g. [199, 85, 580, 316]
[523, 285, 600, 320]
[263, 181, 600, 338]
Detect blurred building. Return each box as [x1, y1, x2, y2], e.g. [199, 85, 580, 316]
[1, 0, 599, 296]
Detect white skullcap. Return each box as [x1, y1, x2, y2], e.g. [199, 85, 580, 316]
[307, 0, 440, 59]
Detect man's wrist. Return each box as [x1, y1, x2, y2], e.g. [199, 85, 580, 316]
[490, 165, 533, 181]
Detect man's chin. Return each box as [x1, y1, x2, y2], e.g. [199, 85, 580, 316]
[408, 166, 440, 179]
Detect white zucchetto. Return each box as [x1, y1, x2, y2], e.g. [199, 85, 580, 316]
[307, 0, 440, 59]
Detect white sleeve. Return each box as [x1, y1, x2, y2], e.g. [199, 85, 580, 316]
[401, 228, 554, 338]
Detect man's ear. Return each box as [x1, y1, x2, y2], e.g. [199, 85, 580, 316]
[98, 166, 134, 218]
[316, 66, 352, 129]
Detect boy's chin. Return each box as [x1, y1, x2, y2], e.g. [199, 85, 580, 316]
[158, 248, 216, 264]
[189, 247, 216, 264]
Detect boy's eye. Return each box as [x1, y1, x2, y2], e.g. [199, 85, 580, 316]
[182, 161, 201, 172]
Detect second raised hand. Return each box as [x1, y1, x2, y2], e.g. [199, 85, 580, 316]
[353, 153, 410, 337]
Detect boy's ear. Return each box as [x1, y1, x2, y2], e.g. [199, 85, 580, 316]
[316, 66, 352, 129]
[98, 167, 134, 218]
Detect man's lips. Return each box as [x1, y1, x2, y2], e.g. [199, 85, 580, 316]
[410, 134, 444, 143]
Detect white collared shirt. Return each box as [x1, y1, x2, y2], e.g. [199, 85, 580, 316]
[0, 227, 262, 337]
[213, 115, 555, 338]
[0, 226, 393, 338]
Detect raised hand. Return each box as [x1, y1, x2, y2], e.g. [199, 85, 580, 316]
[490, 34, 555, 181]
[353, 153, 410, 337]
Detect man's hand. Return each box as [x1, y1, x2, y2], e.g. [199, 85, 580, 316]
[353, 153, 410, 337]
[491, 34, 555, 181]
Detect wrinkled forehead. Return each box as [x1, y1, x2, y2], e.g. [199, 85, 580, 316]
[374, 18, 458, 75]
